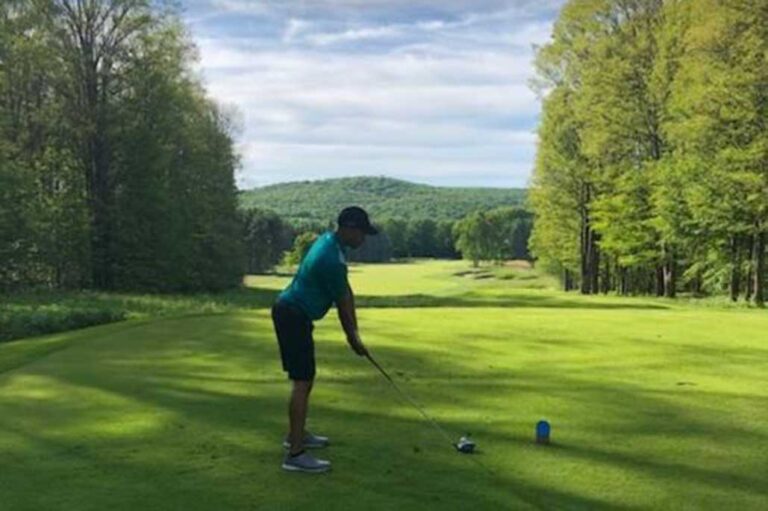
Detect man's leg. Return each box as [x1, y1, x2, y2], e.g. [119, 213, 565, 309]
[282, 376, 330, 473]
[288, 379, 313, 455]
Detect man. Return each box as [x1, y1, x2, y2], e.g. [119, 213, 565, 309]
[271, 206, 377, 473]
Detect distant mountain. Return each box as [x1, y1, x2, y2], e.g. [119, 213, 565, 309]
[238, 176, 526, 225]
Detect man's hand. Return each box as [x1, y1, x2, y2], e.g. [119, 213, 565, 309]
[348, 332, 369, 357]
[337, 289, 367, 356]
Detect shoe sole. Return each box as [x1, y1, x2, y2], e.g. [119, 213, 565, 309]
[282, 442, 329, 450]
[281, 463, 331, 473]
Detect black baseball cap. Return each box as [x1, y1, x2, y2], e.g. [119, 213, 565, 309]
[338, 206, 378, 235]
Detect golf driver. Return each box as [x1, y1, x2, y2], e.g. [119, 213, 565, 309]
[365, 352, 476, 454]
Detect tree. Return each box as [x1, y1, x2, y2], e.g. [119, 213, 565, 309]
[36, 0, 156, 288]
[0, 0, 244, 292]
[486, 208, 532, 261]
[0, 1, 90, 290]
[242, 209, 294, 273]
[453, 212, 493, 266]
[453, 208, 532, 266]
[407, 219, 438, 258]
[285, 232, 318, 266]
[347, 232, 393, 263]
[664, 0, 768, 306]
[531, 0, 768, 302]
[531, 0, 618, 294]
[0, 144, 38, 291]
[379, 218, 409, 258]
[435, 220, 460, 259]
[528, 85, 586, 291]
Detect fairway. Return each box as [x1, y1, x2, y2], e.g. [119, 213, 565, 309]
[1, 261, 767, 510]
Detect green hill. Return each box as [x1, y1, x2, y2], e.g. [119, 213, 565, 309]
[238, 176, 526, 225]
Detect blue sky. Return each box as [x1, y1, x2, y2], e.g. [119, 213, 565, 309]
[182, 0, 567, 189]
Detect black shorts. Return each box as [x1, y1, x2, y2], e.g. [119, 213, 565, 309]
[272, 300, 315, 381]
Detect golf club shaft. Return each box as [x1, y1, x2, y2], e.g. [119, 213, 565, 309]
[366, 353, 498, 477]
[365, 353, 456, 447]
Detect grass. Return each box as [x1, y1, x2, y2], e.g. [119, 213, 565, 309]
[1, 260, 767, 510]
[0, 287, 278, 343]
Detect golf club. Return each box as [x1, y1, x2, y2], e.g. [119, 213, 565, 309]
[365, 352, 476, 454]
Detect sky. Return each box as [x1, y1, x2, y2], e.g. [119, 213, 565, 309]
[181, 0, 567, 189]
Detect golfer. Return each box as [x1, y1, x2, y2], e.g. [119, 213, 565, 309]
[272, 206, 377, 473]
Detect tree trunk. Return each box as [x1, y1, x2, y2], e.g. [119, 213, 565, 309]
[692, 274, 702, 296]
[580, 216, 590, 294]
[730, 236, 741, 302]
[589, 232, 600, 294]
[56, 2, 142, 289]
[646, 268, 655, 295]
[744, 235, 754, 301]
[579, 184, 600, 295]
[601, 258, 611, 294]
[663, 261, 676, 298]
[655, 266, 665, 296]
[619, 267, 628, 295]
[563, 269, 574, 292]
[754, 231, 765, 307]
[581, 223, 599, 295]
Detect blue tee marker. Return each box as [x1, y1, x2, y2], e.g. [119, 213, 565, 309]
[536, 420, 551, 445]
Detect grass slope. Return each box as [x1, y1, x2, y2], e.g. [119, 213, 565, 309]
[238, 176, 526, 223]
[1, 261, 766, 510]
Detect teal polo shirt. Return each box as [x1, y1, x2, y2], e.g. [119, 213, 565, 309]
[278, 232, 349, 320]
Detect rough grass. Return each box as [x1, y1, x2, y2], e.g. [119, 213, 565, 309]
[0, 287, 278, 343]
[1, 261, 767, 510]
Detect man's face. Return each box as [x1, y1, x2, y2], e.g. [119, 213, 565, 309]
[348, 228, 366, 249]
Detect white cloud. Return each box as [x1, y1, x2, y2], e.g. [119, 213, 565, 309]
[283, 18, 311, 43]
[292, 6, 552, 48]
[307, 25, 404, 45]
[206, 0, 564, 13]
[208, 0, 271, 15]
[187, 0, 565, 188]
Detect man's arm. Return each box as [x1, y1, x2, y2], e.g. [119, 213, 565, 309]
[336, 286, 367, 356]
[348, 284, 358, 330]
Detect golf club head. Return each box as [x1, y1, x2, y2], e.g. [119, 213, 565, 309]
[455, 435, 476, 454]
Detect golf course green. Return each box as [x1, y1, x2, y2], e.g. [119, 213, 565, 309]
[1, 261, 766, 510]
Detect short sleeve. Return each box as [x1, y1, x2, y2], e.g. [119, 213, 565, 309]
[322, 258, 348, 302]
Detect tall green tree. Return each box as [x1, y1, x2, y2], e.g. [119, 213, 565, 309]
[453, 212, 493, 267]
[528, 86, 587, 291]
[0, 0, 244, 292]
[0, 1, 90, 290]
[407, 219, 438, 258]
[530, 0, 768, 301]
[242, 209, 294, 274]
[380, 218, 410, 258]
[36, 0, 155, 288]
[665, 0, 768, 305]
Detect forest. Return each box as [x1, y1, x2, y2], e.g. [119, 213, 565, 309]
[530, 0, 768, 305]
[1, 0, 242, 293]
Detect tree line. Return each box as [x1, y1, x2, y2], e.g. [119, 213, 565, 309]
[1, 0, 242, 293]
[243, 207, 532, 271]
[530, 0, 767, 305]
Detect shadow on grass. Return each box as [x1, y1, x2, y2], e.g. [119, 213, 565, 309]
[354, 293, 670, 310]
[3, 280, 669, 345]
[1, 313, 765, 510]
[203, 287, 671, 311]
[216, 286, 671, 311]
